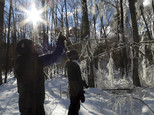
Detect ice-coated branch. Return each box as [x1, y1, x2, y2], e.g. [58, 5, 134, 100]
[132, 96, 154, 114]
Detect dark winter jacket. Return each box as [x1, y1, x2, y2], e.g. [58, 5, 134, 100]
[15, 55, 45, 108]
[65, 60, 84, 96]
[15, 40, 65, 108]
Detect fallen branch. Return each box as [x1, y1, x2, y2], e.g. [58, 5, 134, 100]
[132, 96, 154, 114]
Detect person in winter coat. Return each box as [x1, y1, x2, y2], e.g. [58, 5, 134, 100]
[65, 49, 85, 115]
[15, 34, 66, 115]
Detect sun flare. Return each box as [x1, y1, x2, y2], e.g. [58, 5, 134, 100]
[18, 3, 47, 28]
[27, 4, 41, 26]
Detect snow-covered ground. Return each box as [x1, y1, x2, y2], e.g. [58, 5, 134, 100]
[1, 74, 154, 115]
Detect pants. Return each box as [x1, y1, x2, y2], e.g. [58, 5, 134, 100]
[68, 96, 80, 115]
[19, 105, 45, 115]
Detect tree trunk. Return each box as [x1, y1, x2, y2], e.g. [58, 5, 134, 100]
[96, 4, 106, 38]
[42, 0, 46, 38]
[140, 4, 153, 63]
[55, 0, 58, 35]
[61, 4, 64, 33]
[120, 0, 124, 42]
[128, 0, 141, 87]
[12, 0, 18, 72]
[4, 0, 12, 83]
[81, 0, 89, 39]
[0, 0, 5, 85]
[87, 43, 95, 87]
[12, 0, 17, 45]
[51, 0, 55, 32]
[120, 0, 128, 78]
[87, 60, 95, 87]
[46, 1, 49, 34]
[75, 6, 79, 41]
[93, 16, 96, 39]
[81, 0, 94, 87]
[116, 0, 120, 41]
[64, 0, 69, 38]
[140, 5, 152, 40]
[152, 0, 154, 39]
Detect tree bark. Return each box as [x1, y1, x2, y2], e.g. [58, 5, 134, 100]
[0, 0, 5, 85]
[55, 0, 58, 35]
[128, 0, 141, 87]
[81, 0, 89, 39]
[75, 5, 79, 41]
[152, 0, 154, 39]
[96, 4, 106, 38]
[93, 16, 96, 39]
[120, 0, 128, 78]
[140, 5, 152, 40]
[12, 0, 17, 72]
[116, 0, 120, 41]
[81, 0, 94, 87]
[61, 4, 64, 33]
[140, 4, 153, 63]
[51, 0, 55, 32]
[42, 0, 46, 38]
[120, 0, 125, 42]
[87, 43, 95, 87]
[46, 1, 49, 34]
[4, 0, 12, 83]
[64, 0, 69, 38]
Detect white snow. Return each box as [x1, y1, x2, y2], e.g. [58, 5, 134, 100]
[143, 0, 152, 7]
[1, 74, 154, 115]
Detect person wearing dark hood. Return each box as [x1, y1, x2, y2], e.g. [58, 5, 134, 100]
[65, 49, 86, 115]
[15, 34, 66, 115]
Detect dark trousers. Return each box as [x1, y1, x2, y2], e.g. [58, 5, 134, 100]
[19, 105, 45, 115]
[68, 96, 80, 115]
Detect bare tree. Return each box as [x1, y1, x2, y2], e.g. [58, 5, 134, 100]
[64, 0, 69, 38]
[55, 0, 58, 35]
[140, 4, 152, 40]
[0, 0, 5, 85]
[60, 2, 64, 33]
[128, 0, 141, 87]
[68, 0, 80, 40]
[12, 0, 17, 45]
[120, 0, 128, 78]
[120, 0, 124, 42]
[81, 0, 95, 87]
[96, 3, 107, 38]
[152, 0, 154, 38]
[41, 0, 46, 38]
[12, 0, 17, 71]
[51, 0, 55, 32]
[4, 0, 12, 83]
[81, 0, 89, 39]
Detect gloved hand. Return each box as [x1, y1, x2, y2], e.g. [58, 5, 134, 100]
[79, 91, 85, 103]
[57, 32, 66, 46]
[57, 33, 68, 52]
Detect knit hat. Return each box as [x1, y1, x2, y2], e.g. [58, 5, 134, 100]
[16, 39, 34, 56]
[67, 49, 79, 60]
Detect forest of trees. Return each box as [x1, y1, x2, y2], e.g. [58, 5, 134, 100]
[0, 0, 154, 88]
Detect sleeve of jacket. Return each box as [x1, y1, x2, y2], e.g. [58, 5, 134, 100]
[75, 64, 84, 92]
[39, 41, 65, 66]
[78, 71, 84, 91]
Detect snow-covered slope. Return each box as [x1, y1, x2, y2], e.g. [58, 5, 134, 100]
[0, 75, 154, 115]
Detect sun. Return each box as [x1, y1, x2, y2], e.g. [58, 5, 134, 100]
[18, 2, 47, 28]
[27, 4, 41, 26]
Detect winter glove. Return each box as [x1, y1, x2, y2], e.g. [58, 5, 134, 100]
[79, 91, 85, 103]
[57, 32, 66, 46]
